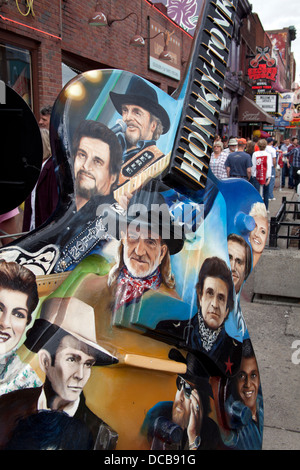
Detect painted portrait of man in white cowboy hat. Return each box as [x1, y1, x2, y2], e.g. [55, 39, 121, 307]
[107, 186, 184, 315]
[0, 296, 119, 450]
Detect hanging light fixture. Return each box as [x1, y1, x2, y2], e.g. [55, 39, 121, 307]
[88, 1, 108, 26]
[88, 4, 173, 61]
[88, 8, 145, 47]
[158, 45, 172, 61]
[129, 34, 145, 47]
[131, 30, 174, 61]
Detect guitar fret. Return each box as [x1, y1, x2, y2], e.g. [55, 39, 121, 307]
[207, 16, 233, 38]
[181, 136, 205, 154]
[183, 125, 213, 151]
[195, 67, 223, 92]
[175, 155, 207, 177]
[186, 115, 215, 140]
[210, 1, 235, 23]
[173, 162, 206, 188]
[188, 104, 218, 125]
[191, 91, 218, 115]
[201, 43, 228, 66]
[204, 29, 229, 55]
[192, 82, 220, 102]
[197, 56, 225, 79]
[178, 145, 210, 169]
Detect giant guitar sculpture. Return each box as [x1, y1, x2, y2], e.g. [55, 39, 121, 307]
[0, 0, 265, 450]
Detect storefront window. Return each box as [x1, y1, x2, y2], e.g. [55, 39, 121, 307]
[62, 62, 79, 87]
[0, 43, 33, 108]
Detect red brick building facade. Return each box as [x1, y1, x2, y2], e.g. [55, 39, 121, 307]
[0, 0, 192, 120]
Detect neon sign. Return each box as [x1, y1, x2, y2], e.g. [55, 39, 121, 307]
[16, 0, 35, 18]
[248, 64, 277, 82]
[247, 46, 278, 90]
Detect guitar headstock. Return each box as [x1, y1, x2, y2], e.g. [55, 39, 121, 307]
[162, 0, 237, 194]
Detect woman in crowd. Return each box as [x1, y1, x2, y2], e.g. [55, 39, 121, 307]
[210, 141, 228, 179]
[23, 128, 58, 232]
[245, 140, 256, 158]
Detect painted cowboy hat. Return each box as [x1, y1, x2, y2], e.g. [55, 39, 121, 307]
[168, 348, 219, 391]
[25, 297, 118, 366]
[118, 188, 184, 255]
[109, 75, 170, 134]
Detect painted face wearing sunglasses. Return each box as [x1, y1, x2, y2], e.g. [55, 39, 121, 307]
[172, 376, 201, 432]
[176, 376, 193, 398]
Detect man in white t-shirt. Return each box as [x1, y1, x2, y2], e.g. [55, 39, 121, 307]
[266, 137, 277, 200]
[251, 139, 272, 210]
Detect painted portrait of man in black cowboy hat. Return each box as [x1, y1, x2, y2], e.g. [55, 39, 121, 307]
[141, 348, 224, 450]
[110, 75, 170, 164]
[107, 185, 185, 322]
[68, 182, 187, 331]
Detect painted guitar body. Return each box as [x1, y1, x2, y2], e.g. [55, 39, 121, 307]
[0, 0, 265, 450]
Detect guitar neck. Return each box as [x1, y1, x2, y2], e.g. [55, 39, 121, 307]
[163, 0, 238, 192]
[36, 271, 70, 297]
[114, 152, 171, 203]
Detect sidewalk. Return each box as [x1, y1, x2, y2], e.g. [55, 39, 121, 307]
[267, 174, 298, 221]
[241, 172, 300, 450]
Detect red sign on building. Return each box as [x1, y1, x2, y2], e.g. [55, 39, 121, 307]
[247, 46, 278, 90]
[248, 64, 278, 82]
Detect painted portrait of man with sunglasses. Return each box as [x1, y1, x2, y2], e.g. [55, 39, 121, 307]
[141, 350, 225, 450]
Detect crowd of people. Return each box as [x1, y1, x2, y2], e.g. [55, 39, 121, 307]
[210, 133, 300, 211]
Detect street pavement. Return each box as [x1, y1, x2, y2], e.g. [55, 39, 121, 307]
[240, 174, 300, 450]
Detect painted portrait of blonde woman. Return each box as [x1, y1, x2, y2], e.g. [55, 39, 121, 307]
[249, 202, 268, 268]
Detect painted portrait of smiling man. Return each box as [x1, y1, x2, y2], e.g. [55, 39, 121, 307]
[109, 75, 170, 164]
[122, 227, 168, 280]
[221, 339, 263, 450]
[108, 188, 184, 315]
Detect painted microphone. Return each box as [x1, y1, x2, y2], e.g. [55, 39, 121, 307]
[110, 119, 127, 134]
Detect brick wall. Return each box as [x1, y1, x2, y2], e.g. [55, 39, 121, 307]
[0, 0, 192, 116]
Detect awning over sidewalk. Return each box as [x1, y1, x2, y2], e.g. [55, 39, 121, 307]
[238, 95, 275, 124]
